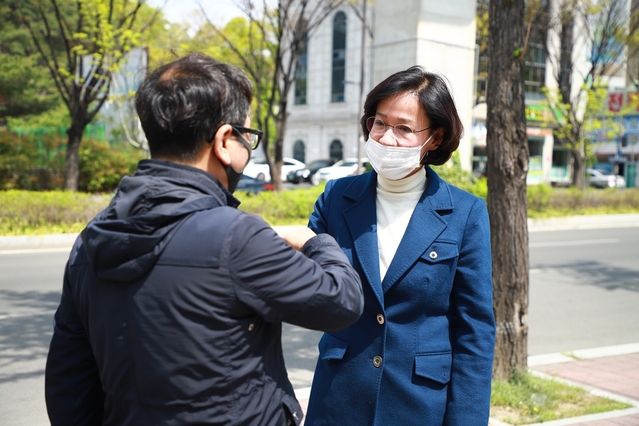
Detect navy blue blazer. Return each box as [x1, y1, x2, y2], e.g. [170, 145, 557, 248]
[305, 167, 496, 425]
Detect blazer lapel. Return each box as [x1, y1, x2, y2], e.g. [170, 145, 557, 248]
[381, 167, 454, 293]
[342, 173, 385, 307]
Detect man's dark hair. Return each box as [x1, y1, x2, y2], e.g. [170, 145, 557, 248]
[135, 53, 253, 162]
[360, 66, 463, 166]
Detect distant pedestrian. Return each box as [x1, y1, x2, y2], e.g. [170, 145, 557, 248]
[304, 66, 496, 425]
[44, 53, 364, 426]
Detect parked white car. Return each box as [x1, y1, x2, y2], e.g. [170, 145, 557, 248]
[243, 157, 306, 182]
[312, 158, 370, 185]
[586, 168, 626, 189]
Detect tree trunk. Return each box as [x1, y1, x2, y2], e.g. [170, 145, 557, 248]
[571, 145, 586, 189]
[558, 12, 584, 189]
[64, 124, 84, 191]
[270, 97, 289, 191]
[487, 0, 530, 381]
[558, 14, 574, 106]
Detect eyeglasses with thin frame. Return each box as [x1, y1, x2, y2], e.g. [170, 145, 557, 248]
[231, 125, 263, 151]
[366, 116, 431, 144]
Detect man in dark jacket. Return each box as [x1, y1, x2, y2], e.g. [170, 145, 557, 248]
[44, 53, 364, 426]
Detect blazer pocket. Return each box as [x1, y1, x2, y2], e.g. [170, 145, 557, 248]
[318, 333, 349, 361]
[421, 241, 459, 263]
[414, 352, 452, 384]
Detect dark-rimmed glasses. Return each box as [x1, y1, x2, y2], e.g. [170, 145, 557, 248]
[231, 125, 263, 151]
[366, 117, 431, 144]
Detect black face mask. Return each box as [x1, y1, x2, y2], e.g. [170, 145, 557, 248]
[225, 164, 243, 193]
[222, 129, 253, 194]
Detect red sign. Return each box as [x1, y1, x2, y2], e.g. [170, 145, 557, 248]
[608, 92, 623, 112]
[607, 91, 639, 113]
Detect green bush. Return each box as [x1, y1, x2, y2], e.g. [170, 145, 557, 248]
[79, 139, 145, 192]
[237, 184, 326, 225]
[527, 186, 639, 218]
[0, 131, 65, 190]
[527, 183, 553, 212]
[0, 131, 144, 192]
[0, 190, 111, 235]
[2, 175, 639, 236]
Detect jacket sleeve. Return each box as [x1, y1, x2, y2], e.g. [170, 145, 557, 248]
[444, 198, 496, 425]
[227, 213, 363, 333]
[45, 262, 104, 426]
[307, 178, 334, 235]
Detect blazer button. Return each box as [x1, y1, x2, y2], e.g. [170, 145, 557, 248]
[429, 251, 438, 259]
[373, 356, 383, 368]
[376, 314, 385, 325]
[248, 323, 255, 331]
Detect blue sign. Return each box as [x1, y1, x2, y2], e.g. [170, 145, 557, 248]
[624, 116, 639, 134]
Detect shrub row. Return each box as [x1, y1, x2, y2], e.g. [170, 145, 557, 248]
[0, 131, 145, 193]
[2, 183, 639, 236]
[0, 190, 111, 235]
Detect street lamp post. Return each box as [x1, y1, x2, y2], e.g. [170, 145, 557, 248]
[356, 0, 367, 175]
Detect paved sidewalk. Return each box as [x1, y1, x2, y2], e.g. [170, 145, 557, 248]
[526, 345, 639, 426]
[294, 344, 639, 426]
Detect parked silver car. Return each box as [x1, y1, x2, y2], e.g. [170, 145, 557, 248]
[586, 168, 626, 189]
[312, 158, 371, 185]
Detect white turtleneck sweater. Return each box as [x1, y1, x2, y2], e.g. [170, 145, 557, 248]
[376, 168, 427, 281]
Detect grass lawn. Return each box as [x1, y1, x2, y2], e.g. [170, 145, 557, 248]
[489, 370, 632, 424]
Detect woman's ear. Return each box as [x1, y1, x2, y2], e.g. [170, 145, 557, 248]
[428, 128, 445, 151]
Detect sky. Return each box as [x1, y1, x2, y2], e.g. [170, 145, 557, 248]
[146, 0, 243, 28]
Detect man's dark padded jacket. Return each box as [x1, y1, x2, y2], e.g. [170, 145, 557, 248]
[44, 159, 364, 425]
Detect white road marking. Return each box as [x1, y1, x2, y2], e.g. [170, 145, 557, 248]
[529, 238, 619, 248]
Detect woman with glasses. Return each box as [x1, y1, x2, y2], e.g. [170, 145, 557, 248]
[304, 66, 496, 425]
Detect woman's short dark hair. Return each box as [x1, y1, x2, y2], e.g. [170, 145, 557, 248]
[360, 66, 462, 166]
[135, 53, 253, 162]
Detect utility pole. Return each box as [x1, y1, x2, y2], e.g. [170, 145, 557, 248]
[356, 0, 367, 174]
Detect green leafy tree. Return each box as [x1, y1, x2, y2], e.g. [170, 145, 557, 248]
[199, 0, 344, 190]
[102, 7, 190, 155]
[0, 1, 60, 124]
[545, 0, 630, 189]
[20, 0, 148, 191]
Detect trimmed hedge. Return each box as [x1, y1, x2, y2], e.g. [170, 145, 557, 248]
[0, 190, 110, 235]
[3, 182, 639, 235]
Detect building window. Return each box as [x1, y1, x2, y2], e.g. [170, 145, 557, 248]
[331, 12, 347, 103]
[525, 42, 547, 101]
[293, 140, 305, 163]
[329, 139, 343, 160]
[294, 24, 308, 105]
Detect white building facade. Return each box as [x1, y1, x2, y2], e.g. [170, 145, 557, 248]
[284, 0, 477, 171]
[284, 0, 635, 187]
[283, 5, 372, 165]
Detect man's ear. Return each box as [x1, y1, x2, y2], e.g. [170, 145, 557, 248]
[211, 124, 234, 166]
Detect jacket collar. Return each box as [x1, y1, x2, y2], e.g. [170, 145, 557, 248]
[341, 167, 454, 300]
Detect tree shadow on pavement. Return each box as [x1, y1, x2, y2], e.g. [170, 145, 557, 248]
[532, 261, 639, 293]
[0, 290, 60, 384]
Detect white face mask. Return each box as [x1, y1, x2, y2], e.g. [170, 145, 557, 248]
[365, 135, 434, 180]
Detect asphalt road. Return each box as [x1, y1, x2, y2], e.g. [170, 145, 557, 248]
[528, 226, 639, 355]
[1, 224, 638, 424]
